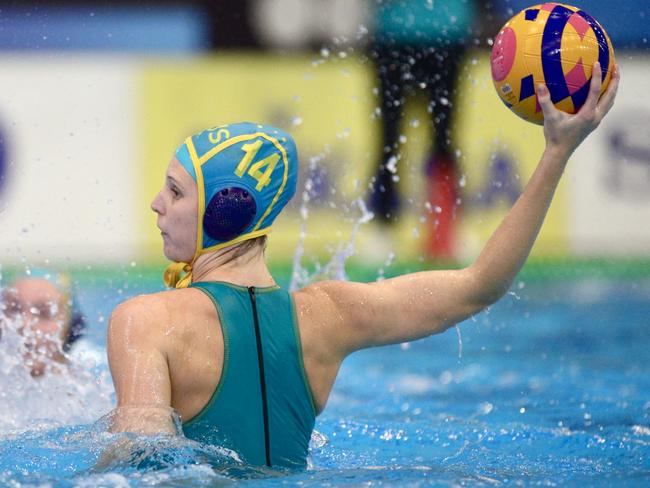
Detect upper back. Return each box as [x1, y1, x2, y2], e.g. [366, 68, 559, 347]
[176, 282, 316, 468]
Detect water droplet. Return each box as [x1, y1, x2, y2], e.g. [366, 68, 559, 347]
[336, 128, 351, 139]
[478, 402, 494, 415]
[291, 116, 303, 126]
[320, 47, 330, 58]
[439, 371, 453, 385]
[386, 156, 398, 174]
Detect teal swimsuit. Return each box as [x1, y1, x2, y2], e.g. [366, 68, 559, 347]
[182, 282, 317, 469]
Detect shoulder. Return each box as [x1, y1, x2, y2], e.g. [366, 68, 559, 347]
[109, 290, 186, 341]
[294, 280, 375, 316]
[109, 288, 214, 343]
[110, 288, 207, 322]
[293, 281, 344, 315]
[292, 280, 373, 353]
[296, 279, 360, 299]
[110, 291, 170, 326]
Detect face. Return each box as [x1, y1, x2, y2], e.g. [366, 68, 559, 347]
[151, 157, 198, 263]
[0, 278, 70, 376]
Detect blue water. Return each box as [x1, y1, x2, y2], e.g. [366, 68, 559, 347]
[1, 277, 649, 486]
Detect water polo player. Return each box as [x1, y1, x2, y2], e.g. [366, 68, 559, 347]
[107, 64, 619, 469]
[0, 270, 86, 377]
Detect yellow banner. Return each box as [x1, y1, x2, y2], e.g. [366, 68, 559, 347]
[137, 52, 567, 265]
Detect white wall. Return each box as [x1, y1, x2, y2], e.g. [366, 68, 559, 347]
[0, 55, 138, 263]
[567, 57, 650, 256]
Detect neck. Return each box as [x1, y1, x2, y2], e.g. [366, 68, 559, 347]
[191, 243, 276, 288]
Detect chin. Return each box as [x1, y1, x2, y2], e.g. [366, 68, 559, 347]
[163, 243, 193, 263]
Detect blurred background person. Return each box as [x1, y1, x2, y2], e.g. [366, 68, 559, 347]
[367, 0, 479, 259]
[0, 270, 86, 377]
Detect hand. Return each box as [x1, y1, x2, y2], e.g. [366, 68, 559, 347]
[537, 62, 620, 156]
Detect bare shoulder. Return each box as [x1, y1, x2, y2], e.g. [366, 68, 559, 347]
[292, 280, 355, 326]
[109, 288, 209, 343]
[294, 279, 378, 323]
[292, 280, 371, 357]
[294, 280, 368, 305]
[110, 291, 170, 328]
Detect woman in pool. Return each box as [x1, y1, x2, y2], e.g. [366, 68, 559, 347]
[1, 271, 85, 377]
[107, 64, 619, 468]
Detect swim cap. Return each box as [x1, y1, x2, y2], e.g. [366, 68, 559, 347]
[164, 122, 298, 288]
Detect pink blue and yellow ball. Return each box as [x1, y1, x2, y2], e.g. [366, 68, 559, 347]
[490, 2, 615, 125]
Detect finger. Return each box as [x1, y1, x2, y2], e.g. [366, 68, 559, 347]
[597, 64, 620, 117]
[584, 61, 602, 111]
[536, 83, 557, 120]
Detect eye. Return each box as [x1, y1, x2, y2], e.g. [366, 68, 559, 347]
[170, 186, 181, 198]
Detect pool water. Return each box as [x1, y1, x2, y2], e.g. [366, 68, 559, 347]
[1, 277, 649, 486]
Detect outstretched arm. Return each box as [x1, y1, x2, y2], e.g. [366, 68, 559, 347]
[471, 62, 619, 302]
[313, 62, 620, 355]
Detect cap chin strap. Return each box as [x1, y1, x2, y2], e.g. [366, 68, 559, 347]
[163, 261, 193, 289]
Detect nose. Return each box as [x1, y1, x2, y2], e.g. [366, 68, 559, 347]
[151, 191, 165, 215]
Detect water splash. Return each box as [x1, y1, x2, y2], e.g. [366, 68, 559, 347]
[376, 252, 396, 282]
[0, 307, 113, 434]
[290, 154, 374, 291]
[291, 197, 373, 291]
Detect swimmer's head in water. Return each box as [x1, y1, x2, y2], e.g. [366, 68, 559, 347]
[0, 269, 86, 375]
[163, 122, 298, 288]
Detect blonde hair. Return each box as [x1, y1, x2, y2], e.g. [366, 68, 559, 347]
[222, 235, 268, 265]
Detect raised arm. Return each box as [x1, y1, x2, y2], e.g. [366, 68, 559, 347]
[314, 62, 620, 355]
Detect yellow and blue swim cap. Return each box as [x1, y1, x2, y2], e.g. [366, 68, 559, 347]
[164, 122, 298, 288]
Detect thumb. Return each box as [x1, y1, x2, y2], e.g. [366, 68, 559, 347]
[536, 84, 556, 119]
